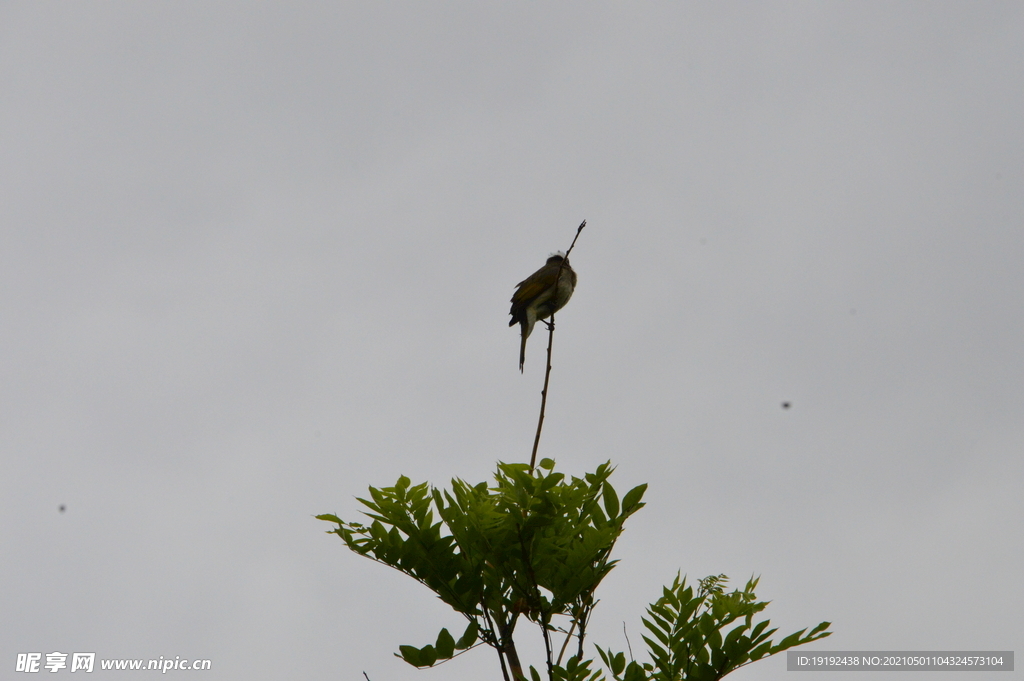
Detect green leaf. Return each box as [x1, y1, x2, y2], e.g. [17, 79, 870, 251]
[435, 628, 455, 659]
[723, 622, 748, 650]
[418, 644, 437, 667]
[772, 628, 808, 652]
[623, 660, 648, 681]
[621, 484, 647, 513]
[611, 651, 626, 675]
[749, 619, 770, 641]
[539, 458, 556, 470]
[602, 481, 620, 519]
[369, 520, 388, 545]
[641, 635, 668, 663]
[642, 614, 671, 645]
[751, 626, 778, 647]
[809, 621, 832, 636]
[315, 513, 342, 523]
[706, 623, 723, 651]
[455, 620, 479, 649]
[397, 645, 422, 667]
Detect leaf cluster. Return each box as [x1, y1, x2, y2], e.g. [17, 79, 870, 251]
[317, 459, 646, 672]
[597, 575, 832, 681]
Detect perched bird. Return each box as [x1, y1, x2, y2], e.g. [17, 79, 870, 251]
[509, 253, 577, 372]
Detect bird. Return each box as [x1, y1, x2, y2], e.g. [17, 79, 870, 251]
[509, 252, 577, 372]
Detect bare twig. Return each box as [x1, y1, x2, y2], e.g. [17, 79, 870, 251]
[528, 322, 556, 471]
[556, 619, 577, 666]
[576, 602, 589, 662]
[528, 220, 586, 471]
[542, 616, 555, 680]
[483, 607, 512, 681]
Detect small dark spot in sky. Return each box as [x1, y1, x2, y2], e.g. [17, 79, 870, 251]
[59, 504, 66, 513]
[781, 402, 791, 409]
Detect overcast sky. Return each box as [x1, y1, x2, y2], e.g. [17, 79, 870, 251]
[2, 3, 1022, 680]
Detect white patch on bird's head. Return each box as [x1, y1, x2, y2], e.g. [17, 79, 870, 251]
[546, 251, 567, 264]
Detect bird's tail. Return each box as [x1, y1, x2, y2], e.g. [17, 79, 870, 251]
[519, 325, 527, 373]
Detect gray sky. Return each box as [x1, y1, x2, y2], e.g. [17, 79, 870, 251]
[2, 3, 1021, 680]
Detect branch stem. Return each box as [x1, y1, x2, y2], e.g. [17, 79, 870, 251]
[528, 220, 585, 472]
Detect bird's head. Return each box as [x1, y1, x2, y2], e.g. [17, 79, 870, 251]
[546, 252, 568, 266]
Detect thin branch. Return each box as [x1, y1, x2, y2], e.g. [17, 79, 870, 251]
[528, 319, 555, 471]
[576, 602, 588, 661]
[542, 616, 555, 680]
[483, 607, 512, 681]
[563, 220, 586, 259]
[528, 220, 586, 471]
[556, 619, 577, 666]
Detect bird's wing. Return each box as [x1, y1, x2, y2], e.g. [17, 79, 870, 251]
[511, 275, 551, 306]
